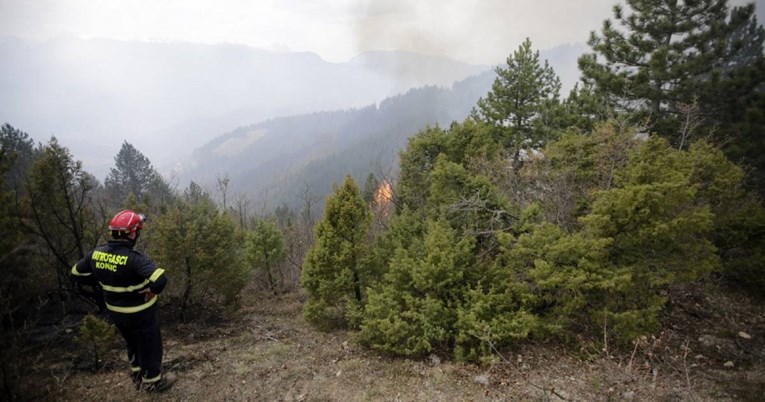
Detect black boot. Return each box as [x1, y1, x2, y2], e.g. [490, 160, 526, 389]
[141, 373, 177, 393]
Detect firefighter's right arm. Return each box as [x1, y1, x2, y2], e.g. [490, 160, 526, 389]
[70, 252, 105, 309]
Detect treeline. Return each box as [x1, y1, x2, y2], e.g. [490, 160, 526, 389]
[300, 0, 765, 361]
[0, 130, 320, 313]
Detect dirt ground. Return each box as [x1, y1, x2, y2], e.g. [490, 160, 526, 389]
[9, 282, 765, 401]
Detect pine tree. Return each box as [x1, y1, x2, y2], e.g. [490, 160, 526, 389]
[105, 141, 173, 210]
[578, 0, 765, 147]
[473, 38, 562, 152]
[301, 175, 371, 330]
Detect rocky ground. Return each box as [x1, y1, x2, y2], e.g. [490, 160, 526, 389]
[7, 281, 765, 401]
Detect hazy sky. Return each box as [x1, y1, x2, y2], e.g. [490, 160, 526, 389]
[2, 0, 761, 65]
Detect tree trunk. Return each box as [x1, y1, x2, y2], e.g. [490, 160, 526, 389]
[181, 257, 192, 322]
[352, 268, 362, 303]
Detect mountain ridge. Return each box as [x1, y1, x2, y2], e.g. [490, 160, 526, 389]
[0, 35, 489, 178]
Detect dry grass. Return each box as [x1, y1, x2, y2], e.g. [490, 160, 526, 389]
[9, 283, 765, 401]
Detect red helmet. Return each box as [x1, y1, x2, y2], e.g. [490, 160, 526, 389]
[108, 210, 146, 233]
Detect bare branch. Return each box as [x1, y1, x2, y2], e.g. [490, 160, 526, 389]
[446, 191, 517, 234]
[677, 99, 704, 150]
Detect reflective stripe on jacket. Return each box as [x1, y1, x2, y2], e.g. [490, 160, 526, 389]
[72, 239, 167, 314]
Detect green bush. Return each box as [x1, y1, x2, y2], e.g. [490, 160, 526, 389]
[360, 219, 474, 356]
[715, 196, 765, 295]
[76, 314, 115, 369]
[151, 183, 248, 321]
[245, 219, 287, 293]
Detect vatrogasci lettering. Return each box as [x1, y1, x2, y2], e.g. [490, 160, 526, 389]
[92, 251, 128, 272]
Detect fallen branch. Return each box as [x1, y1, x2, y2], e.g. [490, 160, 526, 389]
[627, 337, 640, 373]
[682, 339, 694, 400]
[527, 380, 569, 401]
[249, 326, 280, 342]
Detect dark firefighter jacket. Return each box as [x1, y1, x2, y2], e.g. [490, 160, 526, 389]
[72, 239, 167, 314]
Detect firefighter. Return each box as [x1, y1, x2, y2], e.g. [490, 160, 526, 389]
[72, 209, 176, 392]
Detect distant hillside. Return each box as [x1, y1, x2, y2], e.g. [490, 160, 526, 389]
[174, 42, 587, 209]
[0, 35, 487, 176]
[174, 70, 496, 208]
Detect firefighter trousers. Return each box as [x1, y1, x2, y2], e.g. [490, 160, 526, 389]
[109, 303, 163, 381]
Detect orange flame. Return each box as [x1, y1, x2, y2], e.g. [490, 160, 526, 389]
[372, 180, 392, 215]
